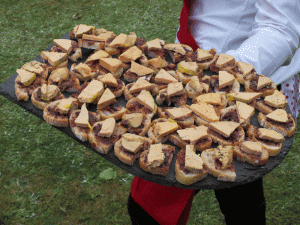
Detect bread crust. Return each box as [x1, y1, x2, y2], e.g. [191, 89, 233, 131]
[114, 136, 152, 166]
[233, 145, 269, 166]
[157, 106, 194, 128]
[69, 110, 101, 142]
[15, 76, 47, 101]
[257, 112, 295, 137]
[97, 103, 128, 120]
[177, 70, 203, 85]
[124, 82, 159, 101]
[48, 72, 80, 93]
[88, 122, 127, 154]
[201, 148, 236, 182]
[31, 87, 65, 110]
[247, 125, 282, 156]
[244, 77, 277, 97]
[175, 148, 208, 185]
[139, 144, 175, 176]
[208, 125, 245, 146]
[255, 100, 287, 114]
[168, 132, 212, 152]
[43, 100, 78, 127]
[119, 113, 152, 136]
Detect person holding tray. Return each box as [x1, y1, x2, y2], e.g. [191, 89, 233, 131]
[127, 1, 300, 224]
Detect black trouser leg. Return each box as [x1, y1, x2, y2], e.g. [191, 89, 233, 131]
[214, 178, 266, 225]
[127, 193, 160, 225]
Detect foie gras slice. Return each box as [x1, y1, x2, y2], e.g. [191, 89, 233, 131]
[147, 143, 165, 168]
[209, 121, 240, 138]
[241, 141, 263, 156]
[218, 71, 235, 89]
[185, 145, 203, 172]
[177, 126, 208, 144]
[190, 103, 219, 122]
[98, 118, 116, 138]
[75, 103, 91, 128]
[78, 80, 104, 103]
[266, 109, 289, 123]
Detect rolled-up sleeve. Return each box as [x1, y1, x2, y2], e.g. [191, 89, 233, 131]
[226, 0, 300, 84]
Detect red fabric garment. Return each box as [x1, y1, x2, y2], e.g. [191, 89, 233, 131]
[131, 177, 195, 225]
[177, 0, 199, 51]
[130, 2, 198, 224]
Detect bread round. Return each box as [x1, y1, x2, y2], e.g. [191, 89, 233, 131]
[139, 144, 175, 176]
[244, 78, 277, 97]
[97, 104, 128, 120]
[69, 110, 101, 142]
[257, 112, 296, 137]
[255, 100, 287, 114]
[233, 145, 269, 166]
[208, 125, 245, 146]
[43, 100, 76, 127]
[47, 60, 68, 72]
[147, 118, 172, 144]
[247, 125, 283, 156]
[201, 148, 236, 182]
[175, 149, 208, 185]
[88, 122, 127, 154]
[114, 139, 138, 166]
[15, 76, 47, 101]
[31, 87, 65, 110]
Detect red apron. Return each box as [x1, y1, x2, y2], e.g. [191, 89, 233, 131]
[130, 1, 198, 225]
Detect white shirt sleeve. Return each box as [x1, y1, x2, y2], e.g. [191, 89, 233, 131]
[225, 0, 300, 85]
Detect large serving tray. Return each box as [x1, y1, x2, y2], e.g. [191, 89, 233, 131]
[0, 33, 294, 190]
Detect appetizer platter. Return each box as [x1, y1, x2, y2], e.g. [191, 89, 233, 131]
[0, 24, 295, 189]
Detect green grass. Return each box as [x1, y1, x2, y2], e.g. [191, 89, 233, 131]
[1, 0, 300, 224]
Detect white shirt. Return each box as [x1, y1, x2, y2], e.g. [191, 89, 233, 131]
[175, 0, 300, 119]
[175, 0, 300, 85]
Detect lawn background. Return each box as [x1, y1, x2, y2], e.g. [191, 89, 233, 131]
[1, 0, 300, 224]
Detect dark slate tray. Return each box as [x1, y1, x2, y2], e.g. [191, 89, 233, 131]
[0, 32, 294, 190]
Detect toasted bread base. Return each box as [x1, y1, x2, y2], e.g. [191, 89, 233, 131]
[97, 103, 128, 120]
[175, 149, 208, 185]
[177, 70, 203, 85]
[208, 126, 245, 146]
[168, 133, 212, 152]
[114, 136, 152, 166]
[255, 100, 287, 114]
[258, 112, 296, 137]
[69, 110, 101, 142]
[201, 148, 236, 182]
[88, 122, 127, 154]
[78, 39, 105, 50]
[31, 87, 65, 110]
[43, 100, 78, 127]
[139, 144, 175, 176]
[233, 145, 269, 166]
[247, 125, 283, 156]
[48, 73, 80, 93]
[147, 118, 173, 144]
[120, 114, 152, 136]
[15, 76, 47, 101]
[244, 79, 277, 97]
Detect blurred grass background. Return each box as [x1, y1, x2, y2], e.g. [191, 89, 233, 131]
[0, 0, 300, 224]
